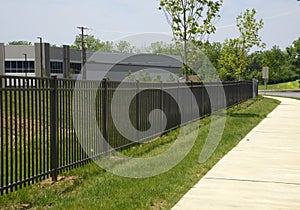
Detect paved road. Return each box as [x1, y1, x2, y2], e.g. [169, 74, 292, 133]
[172, 96, 300, 210]
[259, 91, 300, 99]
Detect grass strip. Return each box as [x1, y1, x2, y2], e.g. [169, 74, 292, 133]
[0, 96, 280, 210]
[259, 80, 300, 90]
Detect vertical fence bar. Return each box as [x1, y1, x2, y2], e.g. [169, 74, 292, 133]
[59, 80, 62, 168]
[190, 81, 193, 120]
[26, 78, 31, 186]
[102, 79, 108, 154]
[177, 80, 180, 124]
[67, 80, 70, 165]
[43, 79, 47, 178]
[9, 77, 13, 192]
[30, 79, 35, 184]
[80, 80, 84, 164]
[79, 81, 83, 164]
[73, 81, 77, 166]
[38, 79, 42, 180]
[160, 81, 163, 135]
[85, 80, 89, 162]
[0, 77, 3, 195]
[34, 79, 38, 182]
[136, 80, 140, 143]
[201, 84, 205, 117]
[22, 78, 26, 188]
[70, 80, 74, 167]
[5, 78, 9, 193]
[238, 81, 241, 104]
[14, 78, 18, 190]
[50, 76, 58, 182]
[63, 80, 67, 167]
[60, 80, 64, 168]
[18, 78, 22, 189]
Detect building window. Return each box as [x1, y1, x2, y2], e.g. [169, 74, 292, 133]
[17, 61, 22, 69]
[11, 61, 16, 72]
[5, 61, 10, 71]
[50, 62, 63, 74]
[5, 61, 35, 73]
[29, 61, 34, 70]
[70, 63, 81, 74]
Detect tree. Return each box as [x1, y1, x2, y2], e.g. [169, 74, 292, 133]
[262, 46, 297, 84]
[71, 35, 114, 52]
[125, 70, 155, 82]
[203, 42, 222, 69]
[246, 50, 264, 81]
[218, 39, 246, 81]
[218, 9, 265, 81]
[159, 0, 223, 81]
[236, 9, 265, 52]
[286, 37, 300, 79]
[153, 75, 162, 82]
[8, 41, 32, 45]
[167, 74, 176, 82]
[115, 41, 136, 53]
[246, 41, 299, 84]
[186, 43, 220, 81]
[100, 41, 114, 52]
[147, 41, 180, 55]
[125, 70, 136, 82]
[235, 8, 265, 80]
[72, 35, 100, 50]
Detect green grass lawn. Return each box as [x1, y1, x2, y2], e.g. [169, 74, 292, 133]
[259, 80, 300, 90]
[0, 96, 280, 210]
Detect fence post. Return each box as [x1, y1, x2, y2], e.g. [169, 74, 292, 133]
[237, 81, 240, 104]
[252, 79, 258, 98]
[177, 80, 180, 115]
[136, 80, 140, 142]
[0, 77, 2, 195]
[190, 81, 193, 120]
[50, 76, 58, 182]
[102, 78, 108, 154]
[160, 81, 164, 134]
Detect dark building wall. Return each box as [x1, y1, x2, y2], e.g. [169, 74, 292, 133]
[0, 43, 4, 75]
[44, 43, 51, 77]
[34, 43, 42, 77]
[63, 45, 70, 78]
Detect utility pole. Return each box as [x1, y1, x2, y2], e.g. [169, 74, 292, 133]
[77, 26, 89, 79]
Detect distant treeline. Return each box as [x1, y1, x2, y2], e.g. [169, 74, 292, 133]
[8, 36, 300, 84]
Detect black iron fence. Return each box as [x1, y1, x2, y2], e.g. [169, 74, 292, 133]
[0, 75, 256, 194]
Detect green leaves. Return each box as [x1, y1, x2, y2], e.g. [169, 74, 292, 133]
[159, 0, 223, 44]
[71, 35, 136, 53]
[286, 37, 300, 77]
[159, 0, 223, 80]
[236, 8, 265, 52]
[8, 41, 32, 45]
[218, 8, 265, 81]
[72, 35, 110, 51]
[218, 38, 247, 81]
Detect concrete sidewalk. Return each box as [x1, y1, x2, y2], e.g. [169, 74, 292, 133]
[258, 91, 300, 99]
[172, 97, 300, 210]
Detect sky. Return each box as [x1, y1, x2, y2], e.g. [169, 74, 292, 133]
[0, 0, 300, 50]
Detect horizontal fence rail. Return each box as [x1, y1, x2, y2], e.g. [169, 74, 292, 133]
[0, 75, 256, 194]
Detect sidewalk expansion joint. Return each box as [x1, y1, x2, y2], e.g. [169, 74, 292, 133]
[204, 177, 300, 186]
